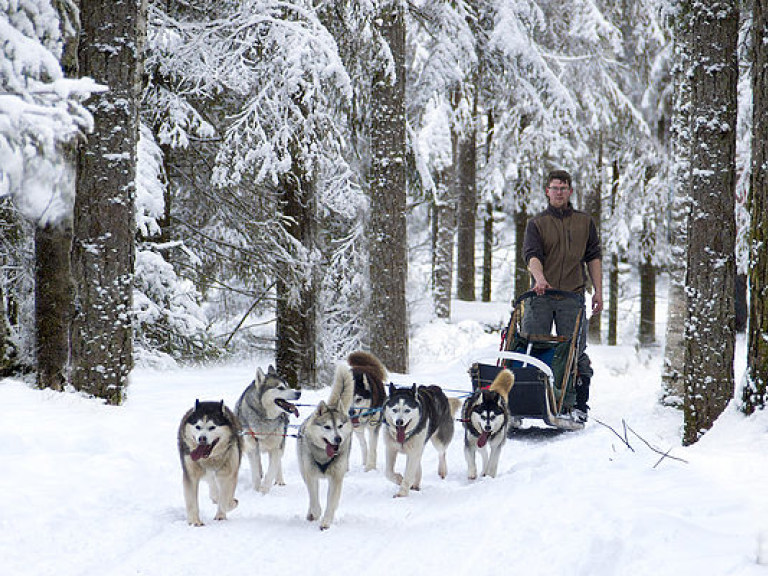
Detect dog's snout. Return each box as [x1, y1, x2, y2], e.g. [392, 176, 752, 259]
[198, 436, 208, 445]
[334, 435, 342, 445]
[396, 419, 404, 427]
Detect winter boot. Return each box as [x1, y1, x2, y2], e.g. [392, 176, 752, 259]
[573, 376, 590, 422]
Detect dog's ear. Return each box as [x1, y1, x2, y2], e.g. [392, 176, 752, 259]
[267, 365, 277, 375]
[389, 382, 396, 396]
[195, 399, 200, 410]
[255, 367, 266, 385]
[219, 400, 225, 413]
[316, 400, 328, 415]
[411, 384, 418, 395]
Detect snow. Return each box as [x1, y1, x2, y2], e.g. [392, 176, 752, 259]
[1, 301, 766, 576]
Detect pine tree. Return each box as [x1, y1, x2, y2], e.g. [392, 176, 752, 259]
[368, 0, 409, 372]
[70, 0, 147, 403]
[682, 0, 739, 445]
[742, 0, 768, 413]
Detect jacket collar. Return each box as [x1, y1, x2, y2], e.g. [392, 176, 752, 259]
[546, 202, 574, 219]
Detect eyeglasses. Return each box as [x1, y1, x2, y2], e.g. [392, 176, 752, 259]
[548, 185, 570, 193]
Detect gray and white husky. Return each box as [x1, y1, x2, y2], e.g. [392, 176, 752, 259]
[235, 365, 301, 493]
[296, 364, 354, 530]
[347, 351, 388, 471]
[461, 369, 514, 479]
[178, 400, 243, 526]
[383, 384, 461, 498]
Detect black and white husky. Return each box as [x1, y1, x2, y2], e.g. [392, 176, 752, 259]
[178, 400, 243, 526]
[382, 384, 461, 498]
[296, 364, 355, 530]
[347, 351, 388, 471]
[235, 365, 301, 493]
[461, 369, 514, 479]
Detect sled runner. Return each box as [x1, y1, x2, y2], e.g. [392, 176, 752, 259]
[468, 290, 584, 432]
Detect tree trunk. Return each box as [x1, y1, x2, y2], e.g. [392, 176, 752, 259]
[275, 170, 317, 388]
[661, 11, 693, 406]
[455, 92, 477, 302]
[0, 279, 17, 377]
[514, 206, 529, 300]
[35, 225, 73, 390]
[433, 171, 455, 320]
[638, 259, 656, 346]
[70, 0, 146, 404]
[481, 201, 493, 302]
[35, 1, 78, 391]
[368, 1, 408, 372]
[0, 200, 22, 376]
[586, 137, 603, 344]
[608, 160, 619, 346]
[682, 0, 738, 445]
[742, 0, 768, 414]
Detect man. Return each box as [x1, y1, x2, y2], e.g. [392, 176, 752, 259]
[522, 169, 603, 422]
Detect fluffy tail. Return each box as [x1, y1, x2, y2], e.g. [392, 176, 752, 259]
[347, 351, 388, 384]
[489, 369, 515, 401]
[448, 397, 463, 417]
[328, 364, 355, 413]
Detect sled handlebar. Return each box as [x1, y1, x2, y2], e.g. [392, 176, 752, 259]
[512, 289, 582, 309]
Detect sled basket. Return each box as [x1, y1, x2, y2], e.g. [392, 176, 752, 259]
[468, 290, 584, 431]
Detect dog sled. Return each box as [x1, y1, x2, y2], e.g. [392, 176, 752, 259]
[469, 290, 585, 432]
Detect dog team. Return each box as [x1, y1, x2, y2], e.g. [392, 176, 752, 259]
[177, 351, 515, 529]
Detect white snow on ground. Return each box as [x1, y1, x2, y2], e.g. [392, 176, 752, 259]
[1, 301, 766, 576]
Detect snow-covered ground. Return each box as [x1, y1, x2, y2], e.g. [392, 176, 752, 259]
[1, 299, 766, 576]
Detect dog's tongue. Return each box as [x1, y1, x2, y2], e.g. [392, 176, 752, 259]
[325, 442, 339, 458]
[191, 442, 214, 461]
[275, 398, 299, 418]
[478, 431, 489, 448]
[396, 425, 406, 444]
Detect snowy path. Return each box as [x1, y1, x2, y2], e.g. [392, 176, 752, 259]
[1, 325, 766, 576]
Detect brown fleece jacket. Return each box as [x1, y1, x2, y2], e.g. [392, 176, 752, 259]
[523, 203, 602, 294]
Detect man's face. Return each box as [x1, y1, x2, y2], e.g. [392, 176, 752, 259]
[546, 178, 572, 209]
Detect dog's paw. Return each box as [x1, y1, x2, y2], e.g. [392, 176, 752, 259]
[468, 473, 477, 480]
[258, 485, 271, 495]
[227, 498, 239, 512]
[188, 518, 204, 527]
[213, 512, 227, 521]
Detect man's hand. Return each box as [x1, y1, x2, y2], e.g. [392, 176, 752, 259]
[533, 278, 552, 296]
[591, 293, 603, 314]
[528, 257, 551, 295]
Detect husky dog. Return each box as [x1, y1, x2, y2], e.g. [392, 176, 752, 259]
[462, 369, 514, 480]
[347, 351, 388, 471]
[383, 384, 461, 498]
[178, 400, 243, 526]
[235, 365, 301, 493]
[296, 364, 355, 530]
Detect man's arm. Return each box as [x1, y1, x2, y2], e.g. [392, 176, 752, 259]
[587, 258, 603, 314]
[528, 257, 552, 295]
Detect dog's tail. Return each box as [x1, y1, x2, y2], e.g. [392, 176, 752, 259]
[448, 397, 463, 417]
[328, 364, 355, 413]
[489, 369, 515, 401]
[347, 350, 388, 384]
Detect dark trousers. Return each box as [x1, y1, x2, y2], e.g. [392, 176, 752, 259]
[520, 293, 593, 380]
